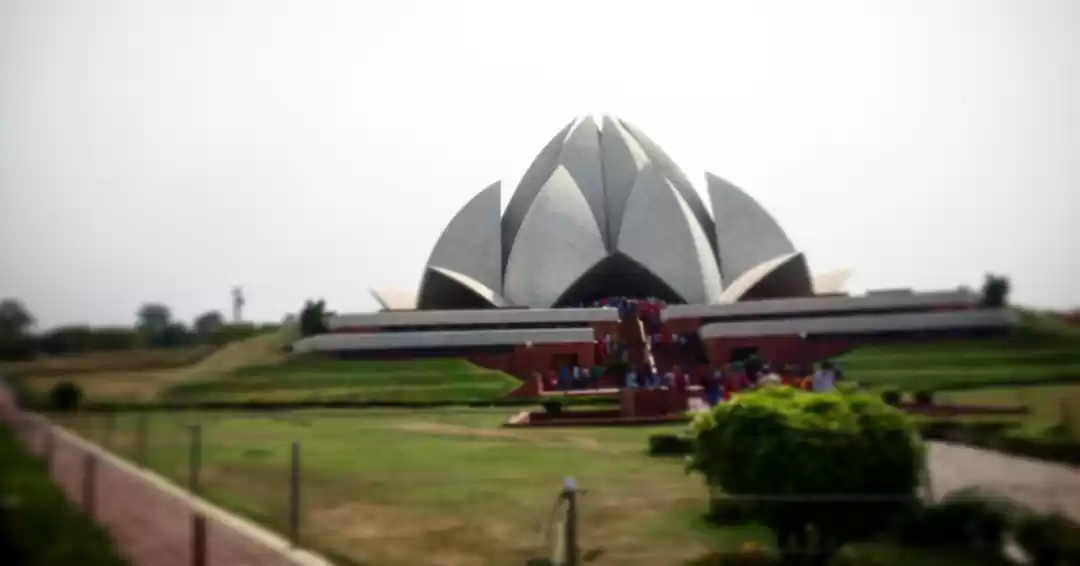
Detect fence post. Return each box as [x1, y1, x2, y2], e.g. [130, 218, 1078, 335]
[562, 477, 579, 566]
[189, 425, 202, 494]
[102, 412, 115, 449]
[136, 413, 149, 467]
[82, 452, 97, 516]
[43, 425, 55, 472]
[191, 512, 207, 566]
[289, 440, 301, 547]
[922, 459, 935, 503]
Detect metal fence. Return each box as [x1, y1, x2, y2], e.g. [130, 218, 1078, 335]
[4, 402, 1079, 566]
[0, 405, 316, 566]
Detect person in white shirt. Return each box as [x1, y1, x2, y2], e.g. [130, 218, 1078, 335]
[811, 361, 838, 393]
[758, 364, 783, 388]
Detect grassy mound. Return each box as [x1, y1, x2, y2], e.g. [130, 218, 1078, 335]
[836, 310, 1080, 391]
[15, 331, 289, 402]
[161, 357, 520, 404]
[3, 346, 216, 379]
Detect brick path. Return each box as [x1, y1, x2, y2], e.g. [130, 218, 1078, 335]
[1, 389, 330, 566]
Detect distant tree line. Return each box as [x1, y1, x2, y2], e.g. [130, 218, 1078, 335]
[0, 299, 282, 362]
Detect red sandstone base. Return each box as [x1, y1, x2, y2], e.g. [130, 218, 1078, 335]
[505, 387, 693, 428]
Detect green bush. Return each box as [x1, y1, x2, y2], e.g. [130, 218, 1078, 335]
[541, 399, 564, 415]
[893, 489, 1012, 552]
[47, 381, 83, 412]
[0, 427, 129, 566]
[686, 547, 781, 566]
[913, 390, 934, 407]
[688, 387, 925, 564]
[880, 390, 901, 406]
[647, 433, 693, 457]
[1014, 512, 1078, 566]
[705, 492, 757, 526]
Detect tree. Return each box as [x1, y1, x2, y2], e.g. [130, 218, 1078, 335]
[0, 299, 37, 360]
[136, 303, 172, 334]
[980, 274, 1010, 308]
[688, 387, 925, 565]
[0, 299, 34, 338]
[194, 310, 225, 336]
[298, 299, 329, 337]
[48, 381, 84, 412]
[157, 322, 192, 348]
[38, 326, 94, 355]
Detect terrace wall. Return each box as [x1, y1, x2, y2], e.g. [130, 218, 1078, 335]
[702, 335, 856, 368]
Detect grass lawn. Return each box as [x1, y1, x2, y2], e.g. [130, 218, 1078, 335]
[60, 408, 725, 566]
[161, 358, 521, 404]
[835, 336, 1080, 391]
[936, 384, 1080, 436]
[55, 408, 998, 566]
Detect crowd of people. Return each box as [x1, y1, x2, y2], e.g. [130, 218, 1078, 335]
[543, 364, 605, 391]
[581, 296, 667, 323]
[551, 295, 845, 406]
[700, 359, 843, 406]
[542, 357, 844, 405]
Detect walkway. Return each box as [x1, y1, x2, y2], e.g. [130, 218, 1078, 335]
[926, 441, 1080, 522]
[1, 387, 333, 566]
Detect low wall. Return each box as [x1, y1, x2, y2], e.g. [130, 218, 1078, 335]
[0, 390, 332, 566]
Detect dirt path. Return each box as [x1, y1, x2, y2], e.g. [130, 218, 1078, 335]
[926, 441, 1080, 521]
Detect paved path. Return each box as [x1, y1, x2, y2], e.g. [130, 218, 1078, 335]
[42, 424, 300, 566]
[926, 441, 1080, 522]
[1, 388, 331, 566]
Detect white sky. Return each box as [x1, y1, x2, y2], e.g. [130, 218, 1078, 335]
[1, 0, 1078, 329]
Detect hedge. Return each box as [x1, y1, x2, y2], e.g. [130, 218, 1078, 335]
[0, 426, 130, 566]
[914, 419, 1080, 466]
[12, 393, 623, 414]
[647, 433, 694, 457]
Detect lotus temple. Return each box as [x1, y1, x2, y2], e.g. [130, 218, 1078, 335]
[293, 115, 1017, 396]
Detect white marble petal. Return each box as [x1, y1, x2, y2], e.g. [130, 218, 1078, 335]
[617, 163, 723, 304]
[718, 252, 812, 303]
[556, 116, 606, 244]
[501, 119, 575, 268]
[368, 288, 416, 311]
[706, 172, 797, 286]
[502, 166, 607, 308]
[600, 115, 651, 248]
[420, 181, 503, 298]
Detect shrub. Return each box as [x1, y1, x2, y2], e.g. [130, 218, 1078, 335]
[880, 390, 901, 406]
[913, 390, 934, 407]
[541, 399, 564, 415]
[688, 387, 925, 564]
[686, 545, 781, 566]
[893, 489, 1012, 552]
[1014, 512, 1076, 566]
[47, 381, 83, 412]
[706, 491, 757, 526]
[647, 433, 693, 457]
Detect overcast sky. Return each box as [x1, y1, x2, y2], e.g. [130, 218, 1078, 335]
[1, 0, 1078, 330]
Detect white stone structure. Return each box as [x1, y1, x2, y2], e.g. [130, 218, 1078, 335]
[416, 115, 817, 309]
